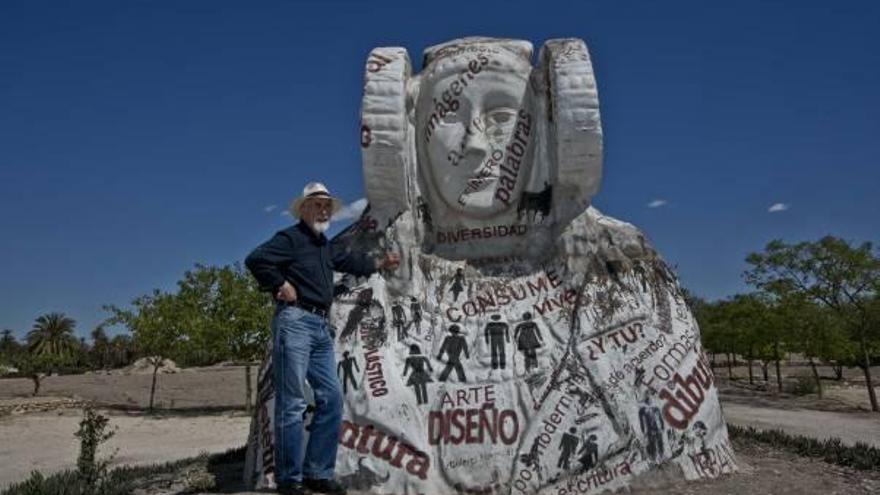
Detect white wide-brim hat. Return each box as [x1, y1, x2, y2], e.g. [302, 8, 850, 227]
[289, 182, 343, 219]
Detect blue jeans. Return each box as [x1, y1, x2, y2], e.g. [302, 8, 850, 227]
[272, 305, 342, 484]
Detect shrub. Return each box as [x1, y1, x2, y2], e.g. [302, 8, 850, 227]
[788, 375, 818, 396]
[0, 446, 247, 495]
[729, 424, 880, 471]
[75, 407, 116, 490]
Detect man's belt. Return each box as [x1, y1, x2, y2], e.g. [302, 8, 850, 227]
[287, 300, 329, 319]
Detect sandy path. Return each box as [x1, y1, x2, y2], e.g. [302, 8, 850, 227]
[3, 404, 879, 493]
[723, 403, 880, 448]
[0, 410, 250, 489]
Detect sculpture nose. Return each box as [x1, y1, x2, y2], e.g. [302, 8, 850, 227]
[462, 121, 490, 161]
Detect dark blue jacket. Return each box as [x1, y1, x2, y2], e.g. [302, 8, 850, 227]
[245, 221, 376, 309]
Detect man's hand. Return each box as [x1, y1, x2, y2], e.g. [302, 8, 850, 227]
[376, 252, 401, 271]
[276, 281, 298, 302]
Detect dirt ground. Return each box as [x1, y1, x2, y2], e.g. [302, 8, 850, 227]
[0, 408, 250, 489]
[715, 369, 880, 448]
[0, 365, 253, 412]
[120, 437, 880, 495]
[1, 363, 879, 493]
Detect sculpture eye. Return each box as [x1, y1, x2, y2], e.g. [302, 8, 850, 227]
[483, 108, 517, 143]
[485, 108, 517, 127]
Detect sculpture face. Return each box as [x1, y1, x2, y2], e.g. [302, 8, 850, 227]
[417, 49, 533, 218]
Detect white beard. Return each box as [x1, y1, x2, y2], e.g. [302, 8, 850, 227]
[313, 221, 330, 233]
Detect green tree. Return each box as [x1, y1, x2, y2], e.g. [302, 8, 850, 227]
[90, 325, 112, 370]
[0, 329, 22, 365]
[106, 291, 189, 412]
[727, 293, 781, 387]
[26, 312, 79, 359]
[174, 264, 226, 366]
[697, 299, 739, 379]
[109, 334, 136, 368]
[214, 264, 273, 413]
[786, 299, 851, 398]
[174, 263, 272, 411]
[745, 236, 880, 411]
[14, 351, 71, 395]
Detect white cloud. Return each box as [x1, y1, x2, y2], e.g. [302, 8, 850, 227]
[647, 199, 668, 208]
[280, 210, 291, 217]
[263, 205, 277, 213]
[332, 198, 368, 222]
[768, 203, 789, 213]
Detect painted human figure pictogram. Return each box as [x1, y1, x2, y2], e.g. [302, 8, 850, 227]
[437, 324, 469, 382]
[514, 312, 544, 371]
[578, 434, 599, 472]
[409, 297, 423, 334]
[416, 195, 433, 231]
[402, 344, 433, 405]
[484, 314, 510, 369]
[558, 427, 579, 470]
[639, 396, 665, 462]
[392, 299, 408, 342]
[337, 351, 360, 395]
[450, 268, 465, 302]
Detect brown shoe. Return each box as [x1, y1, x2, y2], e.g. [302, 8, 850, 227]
[304, 478, 346, 495]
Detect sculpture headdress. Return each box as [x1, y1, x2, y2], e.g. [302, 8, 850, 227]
[360, 37, 603, 240]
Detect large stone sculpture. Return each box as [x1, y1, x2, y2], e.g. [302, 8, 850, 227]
[245, 37, 736, 494]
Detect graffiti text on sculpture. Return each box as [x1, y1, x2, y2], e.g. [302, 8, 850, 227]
[585, 319, 647, 361]
[429, 384, 519, 445]
[658, 352, 715, 429]
[445, 269, 562, 321]
[606, 333, 668, 391]
[424, 56, 490, 143]
[339, 420, 430, 480]
[555, 460, 632, 495]
[366, 52, 394, 73]
[428, 406, 519, 445]
[361, 324, 388, 397]
[689, 439, 735, 478]
[639, 327, 699, 392]
[436, 224, 527, 244]
[512, 394, 572, 493]
[494, 111, 532, 205]
[259, 402, 274, 476]
[432, 44, 501, 61]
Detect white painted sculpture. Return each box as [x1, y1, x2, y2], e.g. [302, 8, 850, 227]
[245, 37, 735, 494]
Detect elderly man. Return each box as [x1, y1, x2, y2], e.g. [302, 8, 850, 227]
[246, 182, 399, 495]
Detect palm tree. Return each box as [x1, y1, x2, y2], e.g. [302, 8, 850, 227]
[90, 325, 111, 369]
[1, 329, 18, 350]
[27, 312, 78, 358]
[110, 334, 135, 368]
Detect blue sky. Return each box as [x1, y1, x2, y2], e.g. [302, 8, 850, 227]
[1, 1, 878, 340]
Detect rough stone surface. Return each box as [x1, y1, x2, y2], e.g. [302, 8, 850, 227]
[244, 37, 734, 494]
